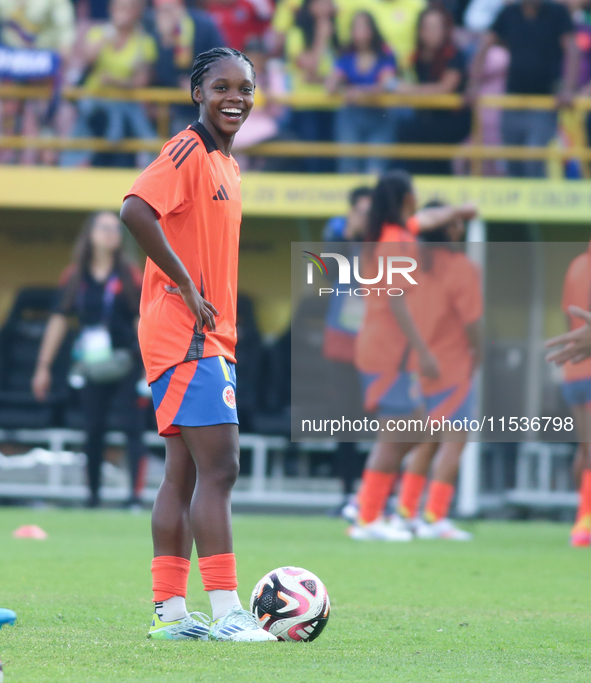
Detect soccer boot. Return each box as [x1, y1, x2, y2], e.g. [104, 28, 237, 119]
[348, 518, 412, 541]
[148, 611, 211, 640]
[209, 606, 277, 642]
[416, 518, 473, 541]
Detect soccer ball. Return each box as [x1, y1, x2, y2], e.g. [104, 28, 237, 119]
[250, 566, 330, 642]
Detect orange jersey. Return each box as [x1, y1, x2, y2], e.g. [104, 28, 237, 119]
[561, 245, 591, 382]
[124, 122, 242, 384]
[355, 219, 420, 375]
[414, 247, 482, 395]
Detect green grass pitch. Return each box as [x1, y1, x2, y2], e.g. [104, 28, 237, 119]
[1, 509, 591, 683]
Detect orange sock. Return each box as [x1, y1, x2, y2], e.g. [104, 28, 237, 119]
[198, 553, 238, 591]
[357, 469, 397, 524]
[575, 470, 591, 527]
[151, 556, 191, 602]
[398, 472, 427, 519]
[424, 481, 455, 522]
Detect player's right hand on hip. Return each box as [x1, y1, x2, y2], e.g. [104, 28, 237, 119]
[165, 282, 218, 332]
[419, 350, 439, 380]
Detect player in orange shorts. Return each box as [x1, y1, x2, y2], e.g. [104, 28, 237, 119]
[349, 171, 477, 540]
[396, 203, 482, 540]
[120, 48, 275, 642]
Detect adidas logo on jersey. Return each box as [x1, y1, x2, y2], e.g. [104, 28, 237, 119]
[213, 185, 230, 201]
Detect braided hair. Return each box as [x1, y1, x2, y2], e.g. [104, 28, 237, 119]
[190, 47, 256, 107]
[366, 170, 414, 241]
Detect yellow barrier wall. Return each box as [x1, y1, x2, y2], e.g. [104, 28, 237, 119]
[3, 166, 591, 222]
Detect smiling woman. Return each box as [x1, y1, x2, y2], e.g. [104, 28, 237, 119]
[119, 47, 275, 642]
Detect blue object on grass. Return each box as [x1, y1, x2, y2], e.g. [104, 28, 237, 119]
[0, 610, 16, 629]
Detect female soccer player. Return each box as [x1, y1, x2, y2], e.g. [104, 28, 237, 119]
[396, 205, 482, 541]
[120, 47, 276, 642]
[349, 171, 476, 541]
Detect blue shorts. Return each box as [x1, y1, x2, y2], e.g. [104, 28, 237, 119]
[151, 356, 238, 437]
[562, 378, 591, 407]
[361, 370, 422, 417]
[425, 382, 475, 423]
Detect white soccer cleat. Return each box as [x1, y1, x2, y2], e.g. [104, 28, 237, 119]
[209, 606, 278, 642]
[389, 513, 420, 535]
[416, 518, 473, 541]
[348, 518, 413, 541]
[148, 611, 211, 640]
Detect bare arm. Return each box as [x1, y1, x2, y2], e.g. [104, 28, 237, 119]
[32, 313, 69, 401]
[297, 19, 333, 82]
[120, 195, 218, 331]
[389, 296, 439, 379]
[415, 203, 478, 231]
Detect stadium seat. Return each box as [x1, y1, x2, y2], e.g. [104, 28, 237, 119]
[235, 293, 263, 432]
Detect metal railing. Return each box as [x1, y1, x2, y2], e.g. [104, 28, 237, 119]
[1, 85, 589, 175]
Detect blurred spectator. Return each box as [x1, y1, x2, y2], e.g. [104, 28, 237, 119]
[564, 0, 591, 88]
[278, 0, 340, 172]
[455, 44, 509, 176]
[326, 11, 396, 174]
[556, 0, 591, 177]
[462, 0, 509, 176]
[274, 0, 426, 73]
[362, 0, 427, 73]
[149, 0, 225, 88]
[146, 0, 225, 134]
[32, 211, 145, 509]
[0, 0, 76, 165]
[0, 0, 75, 51]
[467, 0, 579, 178]
[205, 0, 272, 52]
[61, 0, 157, 168]
[397, 3, 471, 175]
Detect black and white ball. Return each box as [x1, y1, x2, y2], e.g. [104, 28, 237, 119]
[250, 566, 330, 642]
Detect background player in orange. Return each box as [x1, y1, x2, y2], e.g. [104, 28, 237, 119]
[349, 171, 477, 541]
[120, 47, 275, 641]
[554, 244, 591, 547]
[395, 203, 482, 541]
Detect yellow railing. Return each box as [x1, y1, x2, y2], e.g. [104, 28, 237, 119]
[1, 85, 589, 175]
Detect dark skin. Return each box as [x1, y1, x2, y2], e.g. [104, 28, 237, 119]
[120, 56, 254, 561]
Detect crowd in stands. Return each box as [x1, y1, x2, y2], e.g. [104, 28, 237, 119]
[0, 0, 590, 176]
